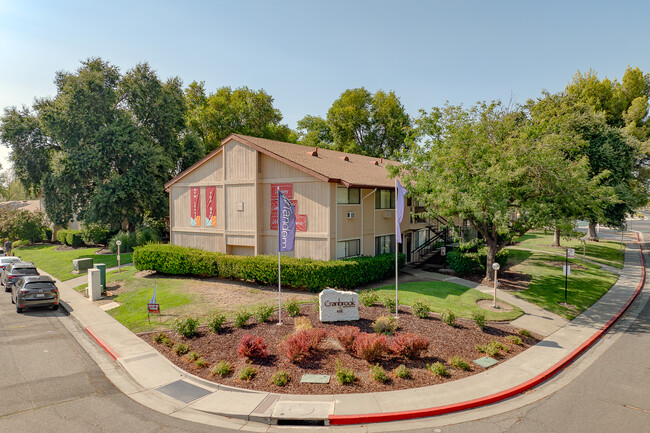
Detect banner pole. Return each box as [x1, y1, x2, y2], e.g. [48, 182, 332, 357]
[395, 180, 399, 318]
[278, 251, 282, 325]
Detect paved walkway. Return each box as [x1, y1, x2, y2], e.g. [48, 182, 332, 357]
[41, 240, 645, 430]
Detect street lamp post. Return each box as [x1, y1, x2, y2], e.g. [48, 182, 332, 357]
[116, 240, 122, 273]
[492, 262, 500, 308]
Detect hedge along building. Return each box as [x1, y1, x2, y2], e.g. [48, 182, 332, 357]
[164, 134, 442, 262]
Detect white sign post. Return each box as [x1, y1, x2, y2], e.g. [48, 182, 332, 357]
[492, 262, 500, 308]
[116, 240, 122, 273]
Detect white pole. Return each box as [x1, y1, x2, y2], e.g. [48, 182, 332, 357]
[278, 251, 282, 325]
[395, 181, 398, 318]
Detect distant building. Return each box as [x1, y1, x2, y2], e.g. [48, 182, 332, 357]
[165, 134, 449, 262]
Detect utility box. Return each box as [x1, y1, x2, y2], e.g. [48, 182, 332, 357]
[73, 258, 94, 274]
[87, 268, 101, 301]
[95, 263, 106, 292]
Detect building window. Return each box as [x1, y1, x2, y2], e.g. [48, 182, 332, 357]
[337, 239, 361, 258]
[337, 187, 360, 204]
[375, 190, 394, 209]
[375, 234, 395, 255]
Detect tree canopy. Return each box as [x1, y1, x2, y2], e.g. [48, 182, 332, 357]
[297, 87, 411, 158]
[185, 82, 295, 153]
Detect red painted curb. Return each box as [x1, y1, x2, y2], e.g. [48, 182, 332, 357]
[330, 235, 646, 425]
[85, 327, 121, 361]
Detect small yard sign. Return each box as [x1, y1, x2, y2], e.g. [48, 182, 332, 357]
[567, 248, 575, 259]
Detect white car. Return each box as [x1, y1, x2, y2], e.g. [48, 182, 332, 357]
[0, 257, 22, 285]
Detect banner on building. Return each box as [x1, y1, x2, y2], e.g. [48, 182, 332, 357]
[205, 186, 217, 227]
[190, 187, 201, 227]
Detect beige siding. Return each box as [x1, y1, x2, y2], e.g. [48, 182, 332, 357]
[171, 231, 223, 252]
[225, 140, 256, 180]
[260, 153, 309, 180]
[226, 234, 255, 246]
[225, 184, 255, 232]
[374, 209, 395, 235]
[337, 205, 362, 240]
[174, 153, 223, 186]
[259, 235, 329, 261]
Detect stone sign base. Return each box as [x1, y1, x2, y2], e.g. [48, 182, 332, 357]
[319, 288, 359, 322]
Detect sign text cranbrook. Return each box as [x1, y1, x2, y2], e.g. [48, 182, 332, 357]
[319, 288, 359, 322]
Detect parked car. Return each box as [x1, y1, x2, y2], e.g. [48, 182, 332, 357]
[0, 256, 22, 279]
[0, 248, 4, 256]
[2, 262, 39, 292]
[11, 275, 59, 313]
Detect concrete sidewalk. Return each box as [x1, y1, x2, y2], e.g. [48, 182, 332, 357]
[45, 240, 645, 430]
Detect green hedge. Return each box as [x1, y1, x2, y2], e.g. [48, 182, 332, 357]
[446, 247, 509, 276]
[133, 243, 406, 292]
[57, 229, 84, 247]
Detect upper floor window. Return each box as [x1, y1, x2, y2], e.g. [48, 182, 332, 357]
[337, 187, 360, 204]
[375, 189, 395, 209]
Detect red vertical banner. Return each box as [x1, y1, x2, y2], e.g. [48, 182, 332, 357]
[205, 186, 216, 227]
[190, 187, 201, 227]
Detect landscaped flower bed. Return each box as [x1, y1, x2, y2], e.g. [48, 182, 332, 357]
[141, 302, 539, 394]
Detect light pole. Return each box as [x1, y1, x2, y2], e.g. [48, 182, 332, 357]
[116, 240, 122, 273]
[492, 262, 500, 308]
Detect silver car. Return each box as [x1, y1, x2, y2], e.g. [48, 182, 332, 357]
[12, 275, 60, 313]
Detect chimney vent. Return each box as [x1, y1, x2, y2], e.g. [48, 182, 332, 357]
[307, 146, 319, 157]
[339, 156, 349, 161]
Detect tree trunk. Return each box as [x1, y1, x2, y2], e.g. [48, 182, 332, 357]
[485, 240, 498, 281]
[585, 221, 599, 241]
[551, 227, 561, 247]
[52, 225, 62, 242]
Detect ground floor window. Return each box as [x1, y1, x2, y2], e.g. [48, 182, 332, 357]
[337, 239, 360, 258]
[375, 234, 395, 255]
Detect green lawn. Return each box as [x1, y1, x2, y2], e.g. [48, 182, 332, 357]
[512, 230, 625, 269]
[14, 244, 133, 281]
[507, 249, 620, 319]
[98, 267, 196, 333]
[373, 282, 524, 321]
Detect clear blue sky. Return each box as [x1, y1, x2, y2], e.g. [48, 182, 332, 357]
[1, 0, 649, 171]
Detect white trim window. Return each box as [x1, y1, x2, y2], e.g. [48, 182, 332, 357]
[337, 239, 361, 258]
[375, 234, 395, 255]
[337, 187, 361, 204]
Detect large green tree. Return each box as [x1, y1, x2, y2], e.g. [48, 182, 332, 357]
[0, 58, 197, 233]
[396, 101, 594, 280]
[565, 67, 649, 237]
[297, 87, 411, 158]
[185, 82, 295, 152]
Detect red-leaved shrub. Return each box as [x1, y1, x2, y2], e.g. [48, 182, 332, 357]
[280, 328, 327, 362]
[332, 326, 360, 352]
[390, 332, 430, 359]
[353, 332, 388, 362]
[237, 334, 268, 359]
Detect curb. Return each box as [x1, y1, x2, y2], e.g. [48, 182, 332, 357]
[329, 234, 646, 425]
[84, 326, 120, 361]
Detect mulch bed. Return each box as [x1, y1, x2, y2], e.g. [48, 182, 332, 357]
[140, 303, 540, 394]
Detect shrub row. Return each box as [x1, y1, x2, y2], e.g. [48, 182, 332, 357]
[133, 243, 406, 292]
[446, 247, 509, 276]
[57, 229, 85, 247]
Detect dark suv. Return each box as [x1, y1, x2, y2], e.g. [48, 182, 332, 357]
[12, 275, 59, 313]
[2, 262, 39, 292]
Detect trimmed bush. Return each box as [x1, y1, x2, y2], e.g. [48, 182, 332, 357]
[393, 364, 411, 379]
[153, 332, 172, 346]
[285, 299, 301, 317]
[173, 343, 190, 355]
[332, 326, 360, 352]
[279, 328, 326, 362]
[381, 296, 397, 313]
[353, 333, 388, 362]
[206, 311, 226, 333]
[173, 317, 199, 338]
[440, 309, 456, 327]
[133, 243, 406, 292]
[255, 305, 274, 323]
[369, 364, 389, 383]
[518, 329, 532, 338]
[293, 316, 313, 331]
[271, 370, 291, 386]
[507, 335, 524, 345]
[372, 315, 398, 335]
[237, 334, 268, 360]
[60, 229, 84, 247]
[237, 364, 258, 381]
[233, 310, 252, 328]
[211, 361, 233, 377]
[446, 248, 509, 276]
[359, 289, 380, 307]
[390, 333, 430, 359]
[427, 362, 448, 377]
[186, 351, 200, 362]
[335, 360, 357, 385]
[194, 357, 208, 368]
[472, 311, 486, 330]
[448, 355, 470, 370]
[81, 223, 111, 246]
[411, 300, 431, 319]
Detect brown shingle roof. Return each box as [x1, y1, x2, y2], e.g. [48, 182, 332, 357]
[165, 134, 401, 190]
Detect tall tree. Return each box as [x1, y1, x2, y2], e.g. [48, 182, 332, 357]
[185, 82, 295, 152]
[325, 88, 410, 158]
[395, 101, 593, 280]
